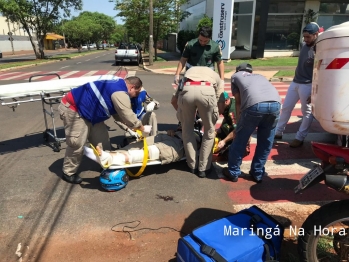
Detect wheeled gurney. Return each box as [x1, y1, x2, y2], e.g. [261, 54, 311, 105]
[0, 74, 123, 152]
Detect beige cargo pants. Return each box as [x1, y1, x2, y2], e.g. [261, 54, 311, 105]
[177, 84, 218, 172]
[58, 101, 111, 176]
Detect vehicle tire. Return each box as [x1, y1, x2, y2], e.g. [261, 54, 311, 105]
[298, 199, 349, 261]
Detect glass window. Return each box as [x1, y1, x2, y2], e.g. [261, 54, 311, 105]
[318, 2, 349, 30]
[319, 3, 349, 14]
[234, 2, 254, 14]
[265, 15, 303, 50]
[269, 1, 305, 13]
[318, 14, 349, 30]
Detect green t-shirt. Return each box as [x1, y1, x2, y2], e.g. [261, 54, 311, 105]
[182, 38, 222, 69]
[222, 98, 236, 127]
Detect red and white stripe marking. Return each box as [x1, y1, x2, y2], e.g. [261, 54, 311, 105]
[0, 70, 132, 81]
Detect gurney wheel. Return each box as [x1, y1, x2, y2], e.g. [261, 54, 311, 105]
[43, 131, 49, 141]
[53, 142, 61, 152]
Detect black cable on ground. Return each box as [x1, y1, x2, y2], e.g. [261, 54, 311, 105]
[111, 220, 186, 240]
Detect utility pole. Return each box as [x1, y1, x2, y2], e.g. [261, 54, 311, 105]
[7, 20, 15, 55]
[149, 0, 154, 65]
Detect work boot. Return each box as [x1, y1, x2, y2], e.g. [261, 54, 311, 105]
[274, 133, 282, 139]
[289, 139, 304, 148]
[62, 173, 82, 184]
[222, 168, 238, 182]
[249, 171, 262, 183]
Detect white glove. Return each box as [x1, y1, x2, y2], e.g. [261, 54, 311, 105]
[143, 125, 152, 133]
[220, 79, 225, 88]
[174, 75, 180, 85]
[146, 101, 156, 112]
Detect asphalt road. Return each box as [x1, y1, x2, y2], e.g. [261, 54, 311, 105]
[0, 51, 341, 261]
[0, 51, 240, 262]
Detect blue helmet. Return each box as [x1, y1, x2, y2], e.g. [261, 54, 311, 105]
[99, 169, 129, 191]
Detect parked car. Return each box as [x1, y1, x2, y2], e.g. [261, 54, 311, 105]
[0, 50, 2, 58]
[115, 43, 141, 66]
[81, 44, 88, 50]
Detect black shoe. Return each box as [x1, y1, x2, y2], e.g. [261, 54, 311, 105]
[197, 171, 206, 178]
[62, 173, 82, 184]
[274, 134, 282, 140]
[189, 168, 198, 174]
[249, 171, 262, 183]
[222, 168, 238, 182]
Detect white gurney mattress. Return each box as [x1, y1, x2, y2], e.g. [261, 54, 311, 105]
[0, 75, 122, 99]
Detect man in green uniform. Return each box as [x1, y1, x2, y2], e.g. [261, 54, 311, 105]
[217, 91, 236, 141]
[214, 91, 250, 158]
[174, 26, 225, 84]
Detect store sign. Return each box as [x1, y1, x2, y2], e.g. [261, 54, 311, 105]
[212, 0, 234, 59]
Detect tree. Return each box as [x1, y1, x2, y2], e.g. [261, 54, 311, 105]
[0, 0, 82, 59]
[196, 14, 212, 32]
[62, 16, 97, 51]
[112, 0, 190, 60]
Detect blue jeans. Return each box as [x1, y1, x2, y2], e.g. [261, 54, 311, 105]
[227, 102, 281, 180]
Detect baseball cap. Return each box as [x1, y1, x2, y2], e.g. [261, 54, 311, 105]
[223, 91, 229, 100]
[236, 63, 253, 73]
[303, 23, 320, 34]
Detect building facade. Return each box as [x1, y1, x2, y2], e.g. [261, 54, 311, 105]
[180, 0, 349, 58]
[0, 16, 36, 53]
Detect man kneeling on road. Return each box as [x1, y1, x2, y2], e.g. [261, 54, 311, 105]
[58, 76, 152, 184]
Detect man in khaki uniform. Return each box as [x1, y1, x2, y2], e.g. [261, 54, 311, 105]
[176, 66, 224, 178]
[58, 76, 152, 184]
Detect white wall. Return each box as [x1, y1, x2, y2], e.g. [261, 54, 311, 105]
[0, 40, 36, 52]
[0, 16, 28, 36]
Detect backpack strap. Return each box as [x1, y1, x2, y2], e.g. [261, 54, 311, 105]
[200, 244, 227, 262]
[239, 210, 278, 261]
[191, 234, 227, 262]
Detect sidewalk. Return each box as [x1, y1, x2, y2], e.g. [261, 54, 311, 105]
[142, 50, 294, 81]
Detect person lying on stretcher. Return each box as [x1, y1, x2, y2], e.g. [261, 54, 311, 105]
[84, 129, 202, 168]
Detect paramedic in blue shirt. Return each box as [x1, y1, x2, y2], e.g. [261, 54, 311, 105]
[58, 76, 152, 184]
[131, 88, 159, 136]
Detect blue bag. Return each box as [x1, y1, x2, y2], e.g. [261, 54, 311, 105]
[177, 205, 284, 262]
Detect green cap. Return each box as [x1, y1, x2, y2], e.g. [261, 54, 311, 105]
[223, 91, 229, 100]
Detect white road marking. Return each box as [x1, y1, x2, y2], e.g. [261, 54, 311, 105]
[2, 71, 42, 80]
[80, 70, 98, 77]
[59, 71, 80, 78]
[85, 59, 90, 61]
[23, 71, 58, 81]
[60, 66, 70, 69]
[76, 62, 81, 64]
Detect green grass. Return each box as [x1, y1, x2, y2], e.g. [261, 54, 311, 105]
[226, 57, 298, 67]
[274, 70, 295, 77]
[0, 50, 106, 70]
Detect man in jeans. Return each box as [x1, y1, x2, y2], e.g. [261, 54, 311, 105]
[274, 23, 320, 148]
[222, 63, 281, 183]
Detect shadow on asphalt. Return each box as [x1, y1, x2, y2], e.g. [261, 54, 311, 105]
[0, 130, 61, 154]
